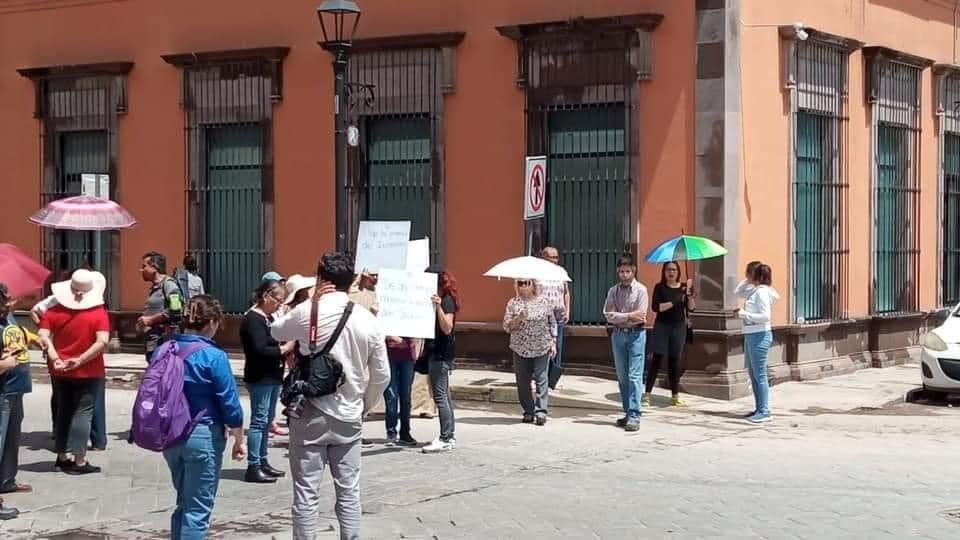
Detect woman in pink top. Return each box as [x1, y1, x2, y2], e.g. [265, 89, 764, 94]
[383, 336, 418, 446]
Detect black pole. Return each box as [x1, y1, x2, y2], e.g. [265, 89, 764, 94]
[333, 47, 349, 253]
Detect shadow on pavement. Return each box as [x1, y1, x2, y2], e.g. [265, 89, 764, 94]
[694, 410, 751, 420]
[18, 460, 58, 473]
[21, 430, 54, 452]
[454, 416, 522, 426]
[571, 419, 620, 428]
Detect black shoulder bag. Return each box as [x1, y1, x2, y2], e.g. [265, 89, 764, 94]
[292, 299, 354, 399]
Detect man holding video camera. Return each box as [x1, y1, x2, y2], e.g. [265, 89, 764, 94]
[270, 251, 390, 540]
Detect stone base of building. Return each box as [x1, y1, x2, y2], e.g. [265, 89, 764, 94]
[453, 310, 943, 401]
[86, 308, 945, 401]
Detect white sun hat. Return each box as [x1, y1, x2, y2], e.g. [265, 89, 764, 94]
[51, 269, 106, 310]
[283, 274, 317, 305]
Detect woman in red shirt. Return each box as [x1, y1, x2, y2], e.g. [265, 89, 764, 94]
[38, 269, 110, 475]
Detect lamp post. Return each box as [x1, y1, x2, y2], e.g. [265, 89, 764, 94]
[317, 0, 361, 253]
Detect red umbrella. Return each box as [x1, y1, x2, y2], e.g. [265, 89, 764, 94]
[0, 243, 51, 298]
[28, 195, 137, 231]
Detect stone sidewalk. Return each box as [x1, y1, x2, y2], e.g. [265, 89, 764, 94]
[29, 351, 922, 413]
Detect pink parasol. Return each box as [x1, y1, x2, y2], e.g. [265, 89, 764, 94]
[28, 195, 137, 231]
[0, 243, 52, 298]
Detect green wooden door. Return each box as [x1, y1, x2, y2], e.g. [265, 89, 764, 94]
[794, 112, 825, 321]
[205, 125, 263, 313]
[366, 117, 433, 244]
[945, 133, 960, 305]
[547, 107, 628, 324]
[55, 130, 110, 274]
[875, 125, 905, 313]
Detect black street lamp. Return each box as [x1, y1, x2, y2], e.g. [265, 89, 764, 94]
[317, 0, 361, 253]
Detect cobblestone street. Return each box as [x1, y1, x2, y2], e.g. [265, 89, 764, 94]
[0, 373, 958, 539]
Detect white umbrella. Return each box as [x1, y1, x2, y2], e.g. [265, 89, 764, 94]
[483, 256, 572, 282]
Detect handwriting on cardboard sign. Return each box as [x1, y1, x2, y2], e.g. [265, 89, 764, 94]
[355, 221, 411, 273]
[377, 269, 437, 339]
[358, 228, 409, 249]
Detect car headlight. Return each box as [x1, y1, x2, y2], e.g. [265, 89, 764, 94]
[924, 332, 948, 352]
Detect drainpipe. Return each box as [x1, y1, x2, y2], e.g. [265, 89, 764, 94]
[954, 0, 959, 63]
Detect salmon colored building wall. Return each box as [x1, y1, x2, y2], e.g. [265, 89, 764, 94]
[0, 0, 693, 324]
[739, 0, 957, 325]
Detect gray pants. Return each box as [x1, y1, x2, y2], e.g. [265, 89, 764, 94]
[289, 403, 363, 540]
[428, 360, 456, 440]
[0, 393, 23, 490]
[513, 353, 549, 417]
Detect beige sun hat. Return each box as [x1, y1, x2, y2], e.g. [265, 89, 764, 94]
[51, 269, 106, 310]
[283, 274, 317, 305]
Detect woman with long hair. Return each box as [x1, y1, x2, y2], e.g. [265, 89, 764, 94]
[163, 295, 245, 538]
[423, 270, 460, 454]
[739, 263, 779, 423]
[503, 279, 556, 425]
[643, 261, 695, 407]
[239, 279, 294, 483]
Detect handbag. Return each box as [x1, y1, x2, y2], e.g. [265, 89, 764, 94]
[414, 339, 433, 375]
[683, 284, 694, 344]
[281, 299, 353, 404]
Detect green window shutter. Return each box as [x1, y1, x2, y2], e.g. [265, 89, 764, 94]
[794, 112, 825, 321]
[205, 125, 263, 313]
[944, 133, 960, 305]
[875, 125, 903, 313]
[547, 107, 627, 325]
[366, 117, 433, 245]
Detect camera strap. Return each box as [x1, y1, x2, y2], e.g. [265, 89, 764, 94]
[307, 295, 354, 355]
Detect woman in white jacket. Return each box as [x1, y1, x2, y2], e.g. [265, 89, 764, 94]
[738, 263, 779, 423]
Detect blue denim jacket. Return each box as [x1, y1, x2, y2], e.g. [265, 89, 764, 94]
[177, 334, 244, 429]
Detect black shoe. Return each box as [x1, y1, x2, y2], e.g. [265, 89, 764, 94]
[522, 415, 534, 424]
[0, 504, 18, 520]
[63, 462, 100, 475]
[534, 415, 547, 426]
[396, 434, 418, 447]
[615, 417, 627, 428]
[261, 461, 286, 478]
[244, 465, 278, 484]
[55, 458, 76, 471]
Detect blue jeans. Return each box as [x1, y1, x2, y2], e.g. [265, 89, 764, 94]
[90, 379, 107, 450]
[163, 423, 226, 540]
[246, 383, 280, 466]
[611, 329, 646, 420]
[384, 361, 415, 437]
[744, 331, 772, 415]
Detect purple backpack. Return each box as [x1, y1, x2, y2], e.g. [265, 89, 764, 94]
[130, 340, 209, 452]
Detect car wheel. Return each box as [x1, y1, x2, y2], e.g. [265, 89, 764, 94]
[922, 385, 947, 402]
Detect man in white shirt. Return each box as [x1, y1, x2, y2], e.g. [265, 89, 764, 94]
[270, 251, 390, 540]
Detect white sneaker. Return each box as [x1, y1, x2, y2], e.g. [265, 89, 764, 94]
[422, 437, 456, 454]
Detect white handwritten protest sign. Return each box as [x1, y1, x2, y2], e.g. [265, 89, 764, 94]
[406, 237, 430, 272]
[377, 268, 437, 339]
[355, 221, 410, 273]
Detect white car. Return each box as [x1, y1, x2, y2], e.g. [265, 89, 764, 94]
[921, 305, 960, 395]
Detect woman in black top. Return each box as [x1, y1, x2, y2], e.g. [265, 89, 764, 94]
[239, 279, 294, 483]
[644, 261, 696, 407]
[422, 269, 460, 454]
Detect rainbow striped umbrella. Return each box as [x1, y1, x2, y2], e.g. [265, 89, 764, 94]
[28, 195, 137, 231]
[645, 235, 727, 263]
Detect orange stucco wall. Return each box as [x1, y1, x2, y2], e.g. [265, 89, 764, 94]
[739, 0, 955, 323]
[0, 0, 694, 323]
